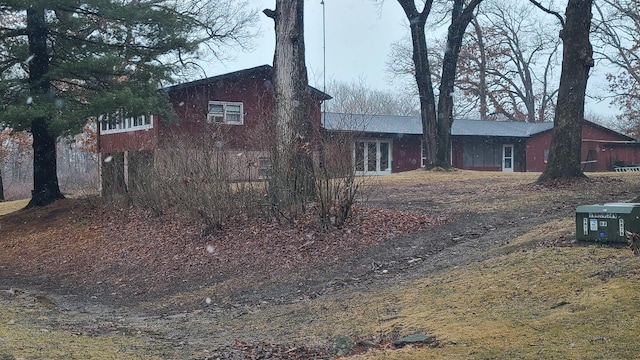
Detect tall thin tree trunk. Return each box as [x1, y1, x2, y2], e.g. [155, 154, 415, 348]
[436, 0, 483, 168]
[411, 21, 438, 169]
[26, 6, 64, 207]
[0, 173, 4, 202]
[471, 17, 488, 120]
[537, 0, 593, 182]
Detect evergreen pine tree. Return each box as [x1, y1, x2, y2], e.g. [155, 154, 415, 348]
[0, 0, 257, 207]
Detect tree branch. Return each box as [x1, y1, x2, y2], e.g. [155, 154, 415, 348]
[263, 8, 276, 20]
[527, 0, 565, 27]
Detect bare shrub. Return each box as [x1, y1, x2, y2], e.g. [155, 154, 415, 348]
[314, 126, 375, 229]
[129, 131, 267, 234]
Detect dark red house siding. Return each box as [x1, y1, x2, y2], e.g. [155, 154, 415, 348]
[99, 119, 159, 153]
[98, 65, 329, 193]
[99, 65, 326, 154]
[393, 134, 422, 172]
[526, 122, 636, 172]
[160, 76, 275, 150]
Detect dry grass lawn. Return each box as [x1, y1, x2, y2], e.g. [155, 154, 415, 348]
[0, 199, 28, 216]
[2, 171, 640, 359]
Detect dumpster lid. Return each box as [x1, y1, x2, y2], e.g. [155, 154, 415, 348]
[576, 203, 640, 214]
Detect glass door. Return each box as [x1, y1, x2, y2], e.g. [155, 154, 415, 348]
[354, 140, 392, 175]
[502, 144, 514, 172]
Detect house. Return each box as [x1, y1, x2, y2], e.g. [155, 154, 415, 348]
[322, 112, 640, 175]
[98, 65, 331, 194]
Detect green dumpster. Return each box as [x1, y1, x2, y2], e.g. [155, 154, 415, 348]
[576, 203, 640, 243]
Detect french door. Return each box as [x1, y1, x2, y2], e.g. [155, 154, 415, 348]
[354, 140, 391, 175]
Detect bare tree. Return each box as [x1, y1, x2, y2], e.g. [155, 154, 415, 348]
[436, 0, 485, 167]
[479, 1, 560, 122]
[385, 0, 484, 168]
[264, 0, 315, 218]
[592, 0, 640, 136]
[534, 0, 594, 181]
[325, 78, 419, 116]
[388, 0, 561, 123]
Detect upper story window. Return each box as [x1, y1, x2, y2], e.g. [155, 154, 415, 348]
[100, 114, 153, 134]
[207, 101, 243, 125]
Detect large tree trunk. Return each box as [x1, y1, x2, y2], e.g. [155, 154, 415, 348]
[397, 1, 438, 168]
[537, 0, 593, 182]
[26, 6, 64, 208]
[411, 21, 438, 168]
[264, 0, 314, 217]
[436, 0, 483, 168]
[28, 118, 64, 207]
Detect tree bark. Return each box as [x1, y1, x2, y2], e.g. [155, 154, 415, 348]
[397, 0, 437, 168]
[537, 0, 593, 182]
[26, 6, 64, 207]
[265, 0, 315, 216]
[470, 17, 488, 120]
[0, 173, 4, 202]
[28, 118, 64, 207]
[436, 0, 483, 168]
[411, 21, 438, 168]
[397, 0, 483, 169]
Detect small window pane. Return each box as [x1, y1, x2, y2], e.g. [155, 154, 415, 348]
[209, 104, 224, 114]
[380, 142, 389, 171]
[504, 146, 512, 157]
[258, 157, 271, 178]
[355, 142, 365, 171]
[367, 142, 377, 172]
[227, 104, 241, 114]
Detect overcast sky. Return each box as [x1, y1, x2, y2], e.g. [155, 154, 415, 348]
[204, 0, 406, 92]
[202, 0, 618, 120]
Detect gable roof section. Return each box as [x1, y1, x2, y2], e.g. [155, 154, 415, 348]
[322, 112, 554, 137]
[162, 65, 332, 100]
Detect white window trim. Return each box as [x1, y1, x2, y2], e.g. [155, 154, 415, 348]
[207, 101, 244, 125]
[502, 144, 514, 172]
[353, 139, 392, 176]
[100, 114, 153, 135]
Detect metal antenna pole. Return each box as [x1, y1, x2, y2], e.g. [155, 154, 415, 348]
[321, 0, 326, 124]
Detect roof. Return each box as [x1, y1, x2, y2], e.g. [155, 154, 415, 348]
[454, 119, 553, 137]
[323, 112, 423, 134]
[162, 65, 332, 100]
[322, 112, 554, 137]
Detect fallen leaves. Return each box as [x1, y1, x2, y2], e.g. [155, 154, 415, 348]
[0, 199, 450, 308]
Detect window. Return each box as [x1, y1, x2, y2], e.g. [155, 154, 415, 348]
[258, 157, 271, 178]
[207, 101, 243, 125]
[463, 141, 501, 168]
[354, 140, 392, 175]
[100, 114, 152, 134]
